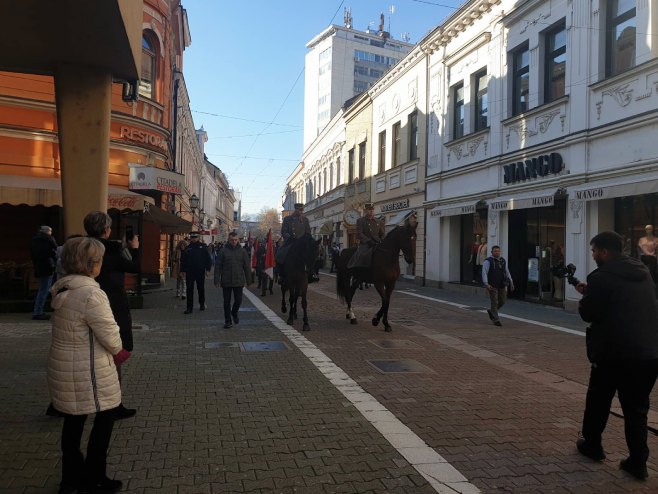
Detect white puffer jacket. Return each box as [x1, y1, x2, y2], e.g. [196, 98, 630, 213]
[47, 275, 122, 415]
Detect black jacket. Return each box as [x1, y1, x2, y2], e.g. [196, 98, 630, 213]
[214, 244, 251, 287]
[579, 255, 658, 363]
[30, 232, 57, 277]
[181, 241, 212, 274]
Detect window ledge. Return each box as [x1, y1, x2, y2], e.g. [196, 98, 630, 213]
[501, 95, 569, 127]
[444, 127, 490, 148]
[590, 58, 658, 92]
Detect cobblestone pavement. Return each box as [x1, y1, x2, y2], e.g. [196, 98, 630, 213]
[1, 271, 658, 493]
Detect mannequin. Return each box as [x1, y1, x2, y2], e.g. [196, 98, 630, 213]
[638, 224, 658, 283]
[477, 240, 488, 281]
[469, 234, 481, 282]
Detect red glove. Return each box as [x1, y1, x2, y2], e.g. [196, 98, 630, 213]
[113, 349, 131, 365]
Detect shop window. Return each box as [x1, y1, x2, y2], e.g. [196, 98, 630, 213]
[473, 69, 488, 131]
[511, 43, 530, 116]
[408, 112, 418, 161]
[452, 82, 465, 139]
[392, 122, 401, 167]
[544, 21, 566, 103]
[460, 210, 488, 284]
[615, 194, 658, 284]
[378, 130, 386, 173]
[140, 32, 158, 100]
[606, 0, 636, 77]
[358, 141, 366, 180]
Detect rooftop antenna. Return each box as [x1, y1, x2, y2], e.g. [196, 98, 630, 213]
[389, 5, 395, 35]
[344, 7, 352, 29]
[401, 32, 410, 43]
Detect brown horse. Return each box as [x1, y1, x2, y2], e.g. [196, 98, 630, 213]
[336, 216, 417, 332]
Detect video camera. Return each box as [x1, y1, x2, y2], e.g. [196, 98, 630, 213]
[550, 263, 581, 286]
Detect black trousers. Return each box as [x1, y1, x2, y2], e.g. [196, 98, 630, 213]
[61, 408, 116, 485]
[582, 360, 658, 464]
[222, 286, 243, 322]
[186, 271, 206, 310]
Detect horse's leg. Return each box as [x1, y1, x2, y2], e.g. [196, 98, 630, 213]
[301, 283, 310, 331]
[281, 285, 287, 313]
[347, 275, 360, 324]
[372, 281, 387, 328]
[382, 282, 395, 332]
[286, 285, 295, 325]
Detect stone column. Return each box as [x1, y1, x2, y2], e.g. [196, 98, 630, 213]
[55, 65, 112, 236]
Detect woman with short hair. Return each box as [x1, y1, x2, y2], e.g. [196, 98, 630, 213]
[48, 236, 130, 494]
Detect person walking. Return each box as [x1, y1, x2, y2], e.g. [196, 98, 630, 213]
[30, 225, 58, 320]
[83, 211, 139, 420]
[48, 237, 130, 494]
[181, 232, 212, 314]
[214, 231, 251, 328]
[173, 238, 188, 299]
[575, 231, 658, 480]
[330, 243, 340, 273]
[481, 245, 514, 327]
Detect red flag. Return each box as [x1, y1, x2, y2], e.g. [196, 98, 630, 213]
[251, 238, 259, 268]
[265, 229, 275, 279]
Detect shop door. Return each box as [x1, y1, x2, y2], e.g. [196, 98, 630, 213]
[508, 200, 566, 305]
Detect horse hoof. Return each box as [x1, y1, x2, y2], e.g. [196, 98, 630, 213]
[384, 326, 392, 332]
[345, 314, 351, 319]
[302, 325, 310, 331]
[372, 318, 379, 326]
[350, 318, 358, 325]
[281, 307, 287, 313]
[287, 320, 293, 326]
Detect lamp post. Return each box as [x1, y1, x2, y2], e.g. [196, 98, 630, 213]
[189, 193, 199, 230]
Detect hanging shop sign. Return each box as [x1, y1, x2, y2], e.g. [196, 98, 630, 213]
[503, 152, 564, 184]
[129, 164, 184, 194]
[119, 125, 168, 151]
[380, 198, 409, 212]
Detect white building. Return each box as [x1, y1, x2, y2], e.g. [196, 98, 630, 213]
[423, 0, 658, 310]
[303, 9, 413, 150]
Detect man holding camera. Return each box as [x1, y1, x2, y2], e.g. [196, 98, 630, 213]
[575, 231, 658, 480]
[482, 245, 514, 327]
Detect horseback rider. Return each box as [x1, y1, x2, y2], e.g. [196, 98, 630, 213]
[347, 203, 385, 269]
[275, 203, 318, 283]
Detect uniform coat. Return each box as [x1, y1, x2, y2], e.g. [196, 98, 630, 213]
[47, 275, 123, 415]
[276, 213, 312, 264]
[348, 215, 385, 269]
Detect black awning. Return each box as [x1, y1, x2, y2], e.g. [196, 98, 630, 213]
[142, 205, 192, 234]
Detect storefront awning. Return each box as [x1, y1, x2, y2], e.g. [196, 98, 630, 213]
[142, 204, 192, 234]
[489, 190, 556, 211]
[386, 209, 416, 227]
[429, 200, 482, 218]
[570, 178, 658, 201]
[0, 176, 155, 211]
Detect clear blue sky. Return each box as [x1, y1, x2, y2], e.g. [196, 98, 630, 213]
[183, 0, 463, 216]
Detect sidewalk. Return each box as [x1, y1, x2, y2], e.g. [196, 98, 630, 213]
[2, 275, 658, 493]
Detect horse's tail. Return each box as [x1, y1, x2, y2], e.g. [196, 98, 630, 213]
[336, 249, 353, 304]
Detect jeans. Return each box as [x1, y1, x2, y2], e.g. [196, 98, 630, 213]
[582, 360, 658, 465]
[222, 286, 243, 322]
[487, 287, 507, 322]
[61, 408, 116, 485]
[33, 274, 53, 316]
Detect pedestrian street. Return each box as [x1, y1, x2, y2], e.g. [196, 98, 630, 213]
[2, 274, 658, 493]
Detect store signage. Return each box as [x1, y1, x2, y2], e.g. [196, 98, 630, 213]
[129, 164, 184, 194]
[380, 198, 409, 212]
[574, 188, 604, 200]
[430, 203, 475, 217]
[120, 126, 168, 150]
[503, 152, 564, 184]
[490, 194, 554, 211]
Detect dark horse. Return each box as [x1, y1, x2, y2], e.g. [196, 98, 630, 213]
[336, 216, 417, 332]
[280, 233, 322, 331]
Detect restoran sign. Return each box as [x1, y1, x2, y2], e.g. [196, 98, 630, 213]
[380, 198, 409, 212]
[129, 164, 184, 195]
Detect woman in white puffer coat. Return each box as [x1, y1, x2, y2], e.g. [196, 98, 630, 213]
[48, 237, 130, 494]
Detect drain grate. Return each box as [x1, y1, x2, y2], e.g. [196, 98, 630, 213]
[367, 359, 434, 374]
[370, 340, 423, 350]
[204, 342, 240, 349]
[241, 341, 289, 352]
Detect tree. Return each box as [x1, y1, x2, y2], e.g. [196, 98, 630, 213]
[255, 207, 281, 239]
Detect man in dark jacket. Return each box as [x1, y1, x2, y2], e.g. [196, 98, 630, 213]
[214, 231, 251, 328]
[347, 203, 384, 269]
[84, 210, 140, 420]
[182, 232, 213, 314]
[30, 225, 58, 320]
[575, 231, 658, 480]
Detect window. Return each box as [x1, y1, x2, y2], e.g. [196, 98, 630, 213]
[545, 22, 566, 102]
[512, 43, 530, 115]
[355, 65, 369, 76]
[452, 82, 465, 139]
[392, 122, 401, 167]
[606, 0, 636, 77]
[348, 148, 355, 184]
[408, 112, 418, 161]
[329, 164, 334, 189]
[323, 170, 327, 193]
[378, 130, 386, 173]
[474, 70, 488, 131]
[139, 33, 157, 100]
[354, 80, 370, 93]
[358, 141, 366, 180]
[370, 68, 383, 78]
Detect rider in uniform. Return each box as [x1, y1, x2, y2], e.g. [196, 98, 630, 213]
[348, 203, 385, 269]
[275, 203, 317, 283]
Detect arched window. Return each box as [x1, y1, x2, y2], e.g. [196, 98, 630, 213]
[139, 32, 157, 100]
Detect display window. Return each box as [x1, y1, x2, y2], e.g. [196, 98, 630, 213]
[615, 194, 658, 284]
[460, 209, 488, 284]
